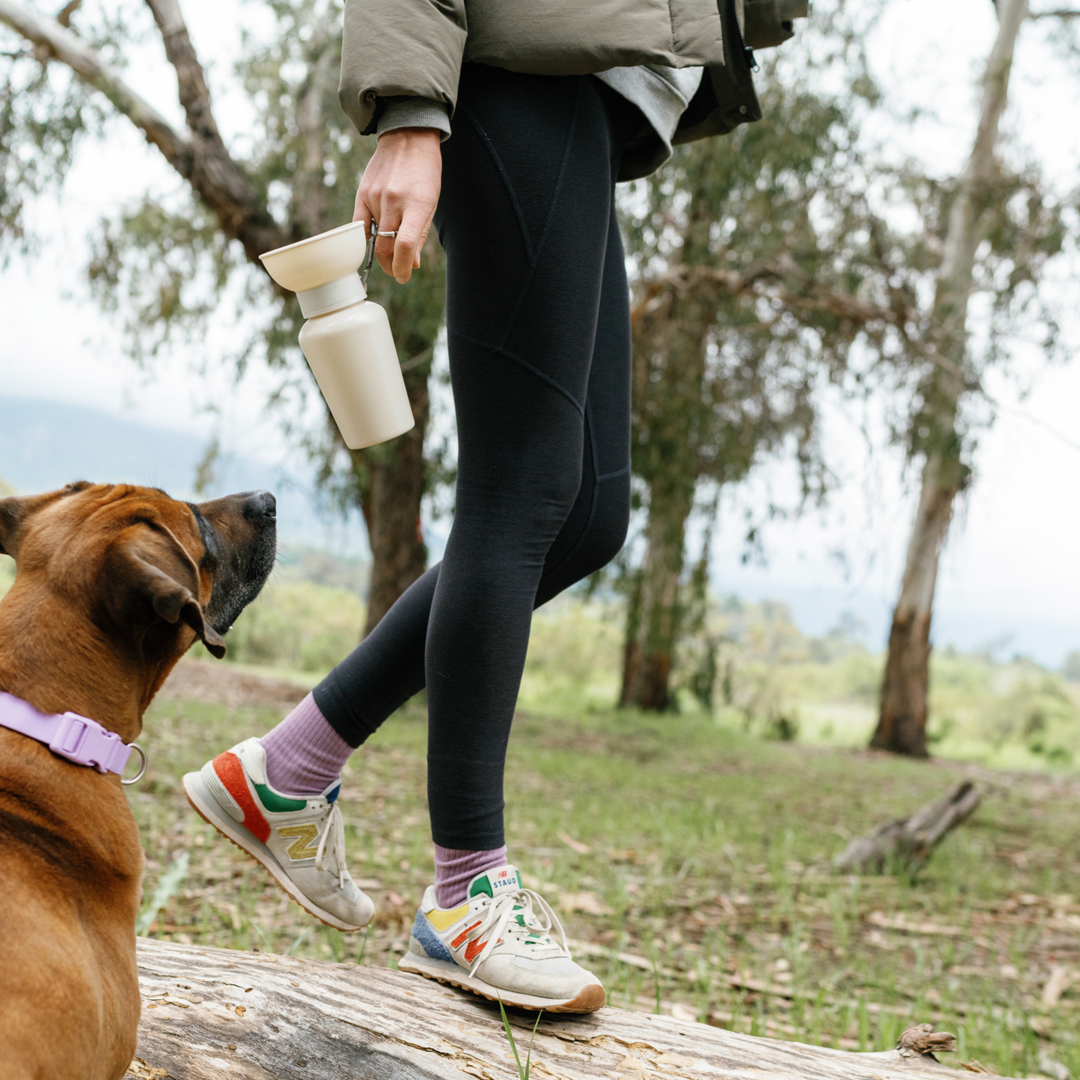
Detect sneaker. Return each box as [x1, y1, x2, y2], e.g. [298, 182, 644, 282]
[182, 737, 375, 932]
[398, 865, 605, 1012]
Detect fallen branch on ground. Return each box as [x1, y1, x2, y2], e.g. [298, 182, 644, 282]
[834, 780, 982, 874]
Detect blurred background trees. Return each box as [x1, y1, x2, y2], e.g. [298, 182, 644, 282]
[1, 0, 1077, 750]
[0, 0, 444, 634]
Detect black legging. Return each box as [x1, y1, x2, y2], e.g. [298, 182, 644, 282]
[314, 66, 640, 850]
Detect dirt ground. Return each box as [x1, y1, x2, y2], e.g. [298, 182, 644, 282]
[158, 657, 309, 712]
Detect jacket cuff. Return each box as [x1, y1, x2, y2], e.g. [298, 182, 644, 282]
[376, 97, 452, 140]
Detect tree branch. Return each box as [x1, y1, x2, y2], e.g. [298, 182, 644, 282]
[0, 0, 193, 170]
[632, 258, 972, 385]
[142, 0, 289, 263]
[0, 0, 289, 268]
[1028, 7, 1080, 15]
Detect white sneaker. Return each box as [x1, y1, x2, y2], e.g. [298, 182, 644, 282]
[398, 865, 605, 1012]
[182, 737, 374, 932]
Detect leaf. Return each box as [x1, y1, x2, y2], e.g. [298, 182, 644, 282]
[559, 891, 613, 916]
[1042, 965, 1072, 1008]
[557, 830, 591, 854]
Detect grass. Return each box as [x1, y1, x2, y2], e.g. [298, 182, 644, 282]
[131, 644, 1080, 1079]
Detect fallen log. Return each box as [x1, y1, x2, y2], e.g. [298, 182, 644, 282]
[834, 780, 981, 874]
[127, 938, 1011, 1080]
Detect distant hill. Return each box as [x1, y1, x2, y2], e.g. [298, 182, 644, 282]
[0, 396, 366, 552]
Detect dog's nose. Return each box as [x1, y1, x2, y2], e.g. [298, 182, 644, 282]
[241, 490, 276, 521]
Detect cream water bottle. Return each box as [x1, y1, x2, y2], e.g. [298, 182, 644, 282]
[259, 221, 415, 450]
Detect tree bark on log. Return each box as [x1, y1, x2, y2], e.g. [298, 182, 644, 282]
[871, 0, 1027, 757]
[127, 938, 1003, 1080]
[833, 780, 981, 874]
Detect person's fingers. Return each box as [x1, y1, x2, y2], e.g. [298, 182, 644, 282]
[391, 204, 431, 283]
[353, 183, 374, 238]
[374, 226, 399, 278]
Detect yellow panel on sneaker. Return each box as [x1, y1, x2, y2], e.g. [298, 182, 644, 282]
[426, 904, 470, 931]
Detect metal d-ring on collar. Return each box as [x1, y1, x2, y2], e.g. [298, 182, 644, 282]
[122, 742, 148, 786]
[360, 220, 399, 291]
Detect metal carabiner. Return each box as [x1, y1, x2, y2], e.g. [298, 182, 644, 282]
[360, 221, 399, 290]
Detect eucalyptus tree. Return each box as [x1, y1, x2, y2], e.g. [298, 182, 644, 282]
[870, 0, 1068, 756]
[0, 0, 445, 635]
[617, 2, 1070, 717]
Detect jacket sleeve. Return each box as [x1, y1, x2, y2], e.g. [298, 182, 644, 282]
[377, 98, 452, 139]
[338, 0, 468, 137]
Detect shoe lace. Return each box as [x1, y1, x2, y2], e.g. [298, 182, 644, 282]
[314, 802, 349, 890]
[466, 888, 569, 976]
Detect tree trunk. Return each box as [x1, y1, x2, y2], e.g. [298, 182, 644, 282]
[873, 452, 965, 757]
[620, 475, 696, 710]
[355, 362, 430, 635]
[353, 236, 445, 635]
[128, 938, 989, 1080]
[871, 0, 1026, 756]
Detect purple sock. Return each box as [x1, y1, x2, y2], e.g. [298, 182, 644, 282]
[434, 844, 509, 908]
[260, 693, 353, 796]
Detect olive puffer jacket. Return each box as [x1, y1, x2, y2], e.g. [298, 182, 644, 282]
[338, 0, 801, 147]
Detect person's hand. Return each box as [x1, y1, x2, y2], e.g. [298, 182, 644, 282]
[354, 128, 442, 284]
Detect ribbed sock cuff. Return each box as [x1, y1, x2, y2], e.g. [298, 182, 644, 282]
[433, 843, 509, 908]
[261, 693, 354, 796]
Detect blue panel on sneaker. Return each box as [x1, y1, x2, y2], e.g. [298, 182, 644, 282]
[326, 783, 340, 803]
[411, 908, 455, 963]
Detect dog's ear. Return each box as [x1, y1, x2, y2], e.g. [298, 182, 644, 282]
[105, 525, 227, 658]
[0, 496, 29, 558]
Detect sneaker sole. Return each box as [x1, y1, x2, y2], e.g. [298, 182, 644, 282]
[397, 952, 606, 1013]
[182, 770, 373, 933]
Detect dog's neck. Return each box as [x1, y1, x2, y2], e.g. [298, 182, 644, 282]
[0, 586, 181, 745]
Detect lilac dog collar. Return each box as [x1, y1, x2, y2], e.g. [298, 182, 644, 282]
[0, 691, 146, 783]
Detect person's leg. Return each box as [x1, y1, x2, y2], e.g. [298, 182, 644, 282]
[261, 76, 635, 812]
[422, 65, 630, 858]
[192, 71, 637, 957]
[396, 70, 630, 1012]
[535, 194, 632, 606]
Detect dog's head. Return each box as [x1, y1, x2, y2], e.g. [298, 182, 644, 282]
[0, 482, 276, 666]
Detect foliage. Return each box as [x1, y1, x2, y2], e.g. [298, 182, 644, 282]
[224, 578, 364, 672]
[0, 0, 123, 258]
[615, 0, 1074, 712]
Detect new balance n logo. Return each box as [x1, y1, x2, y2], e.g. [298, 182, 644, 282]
[278, 823, 320, 860]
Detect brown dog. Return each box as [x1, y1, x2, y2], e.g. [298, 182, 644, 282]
[0, 482, 275, 1080]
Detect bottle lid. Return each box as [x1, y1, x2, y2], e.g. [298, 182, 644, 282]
[296, 273, 367, 317]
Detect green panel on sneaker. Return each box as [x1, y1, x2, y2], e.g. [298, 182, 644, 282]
[253, 782, 308, 813]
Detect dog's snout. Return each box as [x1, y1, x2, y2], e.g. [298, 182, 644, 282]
[242, 490, 276, 521]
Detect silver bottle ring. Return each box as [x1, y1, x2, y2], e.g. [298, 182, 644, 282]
[122, 742, 148, 785]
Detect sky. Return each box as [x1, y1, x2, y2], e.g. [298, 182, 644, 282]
[0, 0, 1078, 664]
